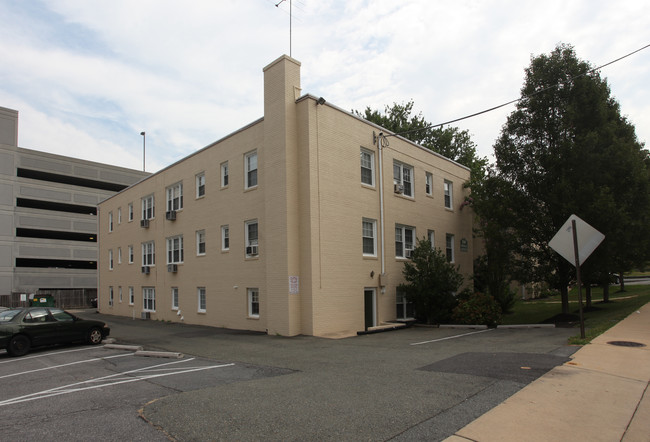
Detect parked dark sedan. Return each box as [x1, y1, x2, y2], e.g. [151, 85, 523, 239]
[0, 307, 110, 356]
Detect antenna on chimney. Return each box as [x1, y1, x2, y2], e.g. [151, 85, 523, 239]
[275, 0, 292, 57]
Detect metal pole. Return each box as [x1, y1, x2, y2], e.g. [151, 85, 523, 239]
[571, 220, 586, 339]
[140, 131, 146, 172]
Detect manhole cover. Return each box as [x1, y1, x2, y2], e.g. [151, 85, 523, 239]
[607, 341, 646, 348]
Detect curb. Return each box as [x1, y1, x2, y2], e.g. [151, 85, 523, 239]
[104, 344, 144, 351]
[135, 350, 184, 359]
[439, 324, 488, 329]
[497, 324, 555, 329]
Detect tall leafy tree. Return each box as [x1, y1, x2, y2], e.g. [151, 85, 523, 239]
[356, 101, 488, 179]
[492, 43, 650, 314]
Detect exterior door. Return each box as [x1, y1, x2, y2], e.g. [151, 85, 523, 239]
[364, 288, 376, 330]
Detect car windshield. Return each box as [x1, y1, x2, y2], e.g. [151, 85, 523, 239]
[0, 309, 22, 322]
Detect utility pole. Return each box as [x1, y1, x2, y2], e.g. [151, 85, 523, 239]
[140, 131, 146, 172]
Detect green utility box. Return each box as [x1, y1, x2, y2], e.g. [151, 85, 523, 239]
[30, 295, 55, 307]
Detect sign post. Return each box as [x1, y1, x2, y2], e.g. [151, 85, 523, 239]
[549, 215, 605, 339]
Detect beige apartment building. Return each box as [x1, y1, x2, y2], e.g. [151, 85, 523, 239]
[98, 55, 473, 338]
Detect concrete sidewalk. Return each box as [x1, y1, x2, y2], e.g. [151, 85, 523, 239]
[445, 303, 650, 442]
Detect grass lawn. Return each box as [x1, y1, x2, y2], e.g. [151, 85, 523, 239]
[501, 283, 650, 344]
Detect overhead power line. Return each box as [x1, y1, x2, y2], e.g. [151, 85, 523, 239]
[385, 43, 650, 139]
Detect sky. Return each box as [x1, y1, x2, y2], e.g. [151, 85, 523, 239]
[1, 0, 648, 173]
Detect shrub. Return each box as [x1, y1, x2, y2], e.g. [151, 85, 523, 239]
[452, 292, 502, 327]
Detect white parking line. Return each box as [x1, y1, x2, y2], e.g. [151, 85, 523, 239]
[0, 353, 134, 380]
[0, 358, 235, 407]
[410, 328, 494, 346]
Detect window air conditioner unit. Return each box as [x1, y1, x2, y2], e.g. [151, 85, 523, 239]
[405, 249, 413, 259]
[141, 266, 150, 274]
[165, 210, 176, 221]
[141, 312, 150, 320]
[167, 263, 178, 273]
[140, 219, 150, 228]
[246, 245, 259, 256]
[394, 183, 404, 194]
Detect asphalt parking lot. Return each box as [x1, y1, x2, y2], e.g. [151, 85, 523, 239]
[61, 311, 578, 441]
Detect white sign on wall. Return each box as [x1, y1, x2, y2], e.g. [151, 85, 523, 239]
[289, 276, 299, 294]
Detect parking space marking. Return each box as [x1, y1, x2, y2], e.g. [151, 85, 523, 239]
[0, 358, 235, 407]
[0, 346, 98, 364]
[410, 328, 494, 346]
[0, 353, 134, 380]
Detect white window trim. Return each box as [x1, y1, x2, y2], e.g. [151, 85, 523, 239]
[142, 241, 155, 267]
[425, 172, 433, 196]
[221, 161, 229, 188]
[248, 288, 260, 318]
[108, 212, 113, 232]
[117, 247, 122, 264]
[128, 203, 134, 222]
[117, 207, 122, 224]
[245, 220, 259, 257]
[197, 287, 206, 313]
[362, 218, 377, 257]
[244, 151, 258, 189]
[196, 172, 205, 198]
[166, 235, 184, 264]
[395, 224, 416, 259]
[446, 234, 455, 263]
[128, 245, 134, 264]
[108, 286, 113, 306]
[360, 148, 375, 187]
[166, 182, 183, 212]
[444, 180, 453, 209]
[393, 161, 414, 197]
[221, 225, 230, 251]
[428, 230, 435, 249]
[109, 249, 113, 270]
[129, 286, 134, 305]
[142, 195, 155, 220]
[171, 287, 179, 310]
[143, 287, 156, 312]
[119, 286, 123, 303]
[196, 230, 206, 256]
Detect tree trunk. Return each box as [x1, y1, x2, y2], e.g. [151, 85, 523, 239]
[585, 284, 592, 309]
[619, 271, 625, 292]
[603, 283, 610, 303]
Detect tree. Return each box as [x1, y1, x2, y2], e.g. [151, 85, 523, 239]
[492, 43, 650, 314]
[398, 238, 463, 324]
[356, 101, 488, 179]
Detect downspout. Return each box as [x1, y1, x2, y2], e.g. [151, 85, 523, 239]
[374, 132, 387, 288]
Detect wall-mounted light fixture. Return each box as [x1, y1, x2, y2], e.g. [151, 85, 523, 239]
[316, 97, 326, 105]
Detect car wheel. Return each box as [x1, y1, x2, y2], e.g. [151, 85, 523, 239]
[88, 327, 103, 345]
[7, 335, 31, 357]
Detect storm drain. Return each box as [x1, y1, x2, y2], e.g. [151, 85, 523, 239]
[607, 341, 646, 348]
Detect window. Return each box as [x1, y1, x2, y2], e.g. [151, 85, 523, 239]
[117, 247, 122, 264]
[446, 234, 455, 262]
[196, 173, 205, 198]
[197, 230, 206, 256]
[171, 287, 179, 310]
[109, 249, 113, 270]
[428, 230, 435, 249]
[142, 195, 154, 220]
[129, 286, 134, 305]
[444, 180, 453, 209]
[360, 148, 375, 186]
[248, 288, 259, 318]
[221, 161, 229, 187]
[109, 212, 113, 232]
[166, 182, 183, 211]
[245, 220, 258, 257]
[118, 207, 122, 224]
[198, 287, 206, 313]
[245, 151, 257, 189]
[143, 287, 156, 311]
[393, 161, 414, 197]
[396, 290, 415, 320]
[142, 241, 155, 266]
[426, 172, 433, 196]
[222, 225, 230, 251]
[362, 218, 377, 256]
[128, 245, 134, 264]
[395, 224, 415, 258]
[167, 235, 184, 264]
[119, 286, 123, 303]
[128, 203, 133, 221]
[109, 287, 113, 306]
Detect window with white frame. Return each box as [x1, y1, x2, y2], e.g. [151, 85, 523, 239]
[245, 151, 257, 189]
[360, 148, 375, 186]
[248, 288, 259, 318]
[143, 287, 156, 311]
[171, 287, 179, 310]
[395, 224, 415, 258]
[396, 290, 415, 320]
[117, 247, 122, 264]
[444, 180, 453, 209]
[142, 195, 154, 220]
[393, 161, 414, 197]
[128, 203, 133, 221]
[109, 212, 113, 232]
[119, 286, 123, 303]
[167, 235, 184, 264]
[221, 225, 229, 251]
[129, 286, 134, 305]
[428, 230, 435, 249]
[196, 230, 206, 256]
[245, 220, 259, 257]
[426, 172, 433, 196]
[109, 249, 113, 270]
[166, 182, 183, 211]
[221, 161, 229, 187]
[196, 172, 205, 198]
[109, 286, 113, 306]
[198, 287, 206, 313]
[128, 245, 133, 264]
[118, 207, 122, 224]
[142, 241, 155, 266]
[362, 218, 377, 256]
[446, 234, 455, 262]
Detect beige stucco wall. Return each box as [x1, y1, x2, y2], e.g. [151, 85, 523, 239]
[98, 55, 473, 338]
